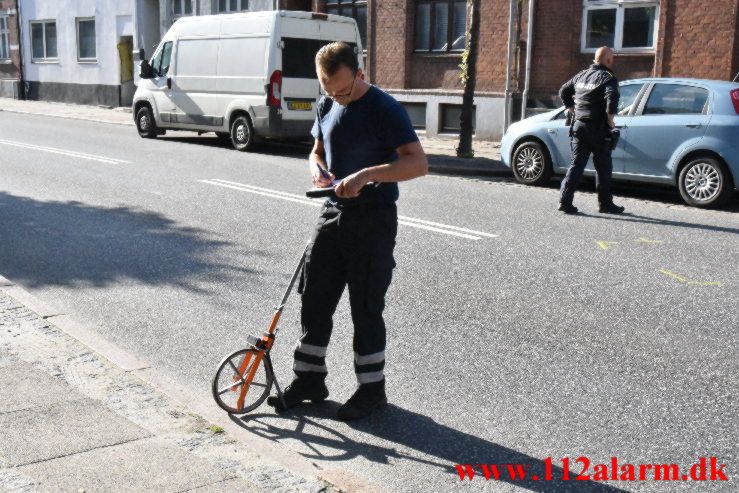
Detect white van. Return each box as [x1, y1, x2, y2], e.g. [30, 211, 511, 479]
[132, 11, 363, 151]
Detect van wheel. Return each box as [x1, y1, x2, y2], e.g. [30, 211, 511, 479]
[136, 106, 158, 139]
[678, 156, 733, 208]
[230, 115, 256, 152]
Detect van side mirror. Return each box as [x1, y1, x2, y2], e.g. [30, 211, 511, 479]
[140, 59, 153, 79]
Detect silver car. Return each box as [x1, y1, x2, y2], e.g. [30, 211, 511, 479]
[500, 78, 739, 208]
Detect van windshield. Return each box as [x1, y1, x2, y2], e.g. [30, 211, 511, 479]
[282, 38, 357, 79]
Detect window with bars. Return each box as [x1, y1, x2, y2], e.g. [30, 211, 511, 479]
[76, 17, 96, 61]
[218, 0, 248, 13]
[0, 16, 10, 60]
[326, 0, 367, 50]
[173, 0, 194, 18]
[582, 0, 658, 53]
[30, 20, 57, 61]
[415, 0, 466, 52]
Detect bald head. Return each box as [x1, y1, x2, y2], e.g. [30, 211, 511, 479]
[595, 46, 614, 68]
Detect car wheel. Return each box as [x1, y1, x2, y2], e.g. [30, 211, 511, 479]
[678, 156, 733, 208]
[511, 141, 553, 186]
[136, 106, 158, 139]
[230, 115, 257, 152]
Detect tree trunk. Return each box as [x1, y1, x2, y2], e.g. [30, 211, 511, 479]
[457, 0, 481, 158]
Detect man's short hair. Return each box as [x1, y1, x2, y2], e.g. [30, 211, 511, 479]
[315, 42, 358, 76]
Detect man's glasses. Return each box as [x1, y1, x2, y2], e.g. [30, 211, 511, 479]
[320, 75, 356, 101]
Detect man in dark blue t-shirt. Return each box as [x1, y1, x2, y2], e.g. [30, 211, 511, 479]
[267, 41, 427, 420]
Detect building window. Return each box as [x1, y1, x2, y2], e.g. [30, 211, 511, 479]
[326, 0, 367, 50]
[415, 1, 466, 52]
[582, 1, 658, 53]
[219, 0, 248, 12]
[76, 18, 96, 62]
[0, 16, 10, 61]
[30, 20, 57, 61]
[173, 0, 194, 18]
[402, 103, 427, 130]
[440, 104, 475, 133]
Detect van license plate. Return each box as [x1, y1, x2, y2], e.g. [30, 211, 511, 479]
[288, 101, 312, 111]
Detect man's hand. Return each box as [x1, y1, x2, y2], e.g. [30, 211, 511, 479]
[312, 164, 335, 187]
[607, 114, 615, 129]
[567, 106, 575, 114]
[335, 169, 369, 198]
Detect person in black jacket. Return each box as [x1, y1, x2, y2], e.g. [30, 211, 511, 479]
[558, 46, 625, 214]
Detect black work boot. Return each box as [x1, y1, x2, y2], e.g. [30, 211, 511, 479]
[267, 374, 328, 412]
[599, 203, 625, 214]
[558, 203, 579, 214]
[337, 379, 388, 421]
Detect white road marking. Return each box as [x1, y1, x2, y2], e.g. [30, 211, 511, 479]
[200, 178, 498, 241]
[0, 139, 130, 165]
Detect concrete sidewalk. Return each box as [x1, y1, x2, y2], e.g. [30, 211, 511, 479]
[0, 279, 355, 493]
[0, 97, 509, 177]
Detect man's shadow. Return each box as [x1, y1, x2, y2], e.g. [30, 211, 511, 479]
[235, 402, 631, 493]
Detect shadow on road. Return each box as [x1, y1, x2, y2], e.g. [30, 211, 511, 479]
[159, 133, 313, 159]
[579, 211, 739, 235]
[237, 404, 631, 492]
[0, 191, 261, 290]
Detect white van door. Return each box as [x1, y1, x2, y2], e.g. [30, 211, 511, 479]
[279, 18, 323, 123]
[171, 36, 221, 127]
[148, 41, 176, 121]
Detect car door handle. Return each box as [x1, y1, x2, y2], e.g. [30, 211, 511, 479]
[685, 122, 701, 128]
[615, 125, 626, 129]
[167, 77, 172, 89]
[547, 128, 556, 134]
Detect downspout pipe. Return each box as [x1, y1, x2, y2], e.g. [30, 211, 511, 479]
[504, 0, 517, 132]
[521, 0, 535, 120]
[15, 0, 25, 99]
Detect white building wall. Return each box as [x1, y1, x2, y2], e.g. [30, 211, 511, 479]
[21, 0, 133, 86]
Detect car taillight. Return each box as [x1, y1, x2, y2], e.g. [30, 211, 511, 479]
[268, 70, 282, 107]
[731, 89, 739, 115]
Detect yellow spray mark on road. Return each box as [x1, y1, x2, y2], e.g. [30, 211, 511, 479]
[597, 241, 618, 250]
[659, 270, 723, 286]
[635, 238, 663, 243]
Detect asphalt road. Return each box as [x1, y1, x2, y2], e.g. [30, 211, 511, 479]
[1, 112, 737, 493]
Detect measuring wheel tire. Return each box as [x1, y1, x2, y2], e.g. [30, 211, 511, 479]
[678, 156, 733, 208]
[230, 115, 257, 152]
[212, 348, 274, 414]
[512, 141, 553, 186]
[135, 106, 158, 139]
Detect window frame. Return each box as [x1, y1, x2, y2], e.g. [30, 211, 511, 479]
[173, 0, 195, 19]
[76, 17, 97, 63]
[29, 19, 58, 63]
[326, 0, 367, 51]
[580, 0, 659, 54]
[218, 0, 249, 13]
[0, 15, 10, 61]
[414, 0, 467, 54]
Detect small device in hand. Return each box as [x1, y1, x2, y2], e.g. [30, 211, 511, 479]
[605, 128, 620, 151]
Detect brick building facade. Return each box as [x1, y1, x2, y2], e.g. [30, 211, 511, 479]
[327, 0, 739, 139]
[0, 0, 22, 98]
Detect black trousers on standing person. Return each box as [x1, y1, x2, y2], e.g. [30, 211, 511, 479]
[293, 201, 397, 385]
[560, 119, 615, 207]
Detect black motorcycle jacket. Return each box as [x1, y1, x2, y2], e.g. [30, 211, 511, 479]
[559, 64, 619, 122]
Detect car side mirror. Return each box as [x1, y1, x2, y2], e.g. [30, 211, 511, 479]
[140, 59, 153, 79]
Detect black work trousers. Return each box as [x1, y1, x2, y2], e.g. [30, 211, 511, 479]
[293, 201, 397, 385]
[560, 120, 614, 207]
